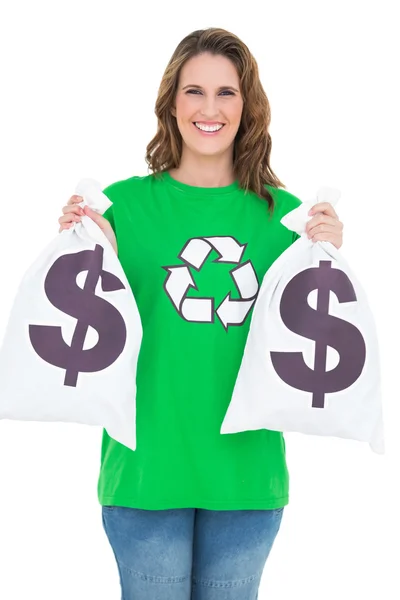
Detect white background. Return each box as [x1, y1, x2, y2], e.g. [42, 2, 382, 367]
[0, 1, 398, 598]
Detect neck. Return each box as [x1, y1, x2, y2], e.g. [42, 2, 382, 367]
[169, 148, 236, 188]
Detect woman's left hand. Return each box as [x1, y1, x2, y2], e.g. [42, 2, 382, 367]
[305, 202, 344, 249]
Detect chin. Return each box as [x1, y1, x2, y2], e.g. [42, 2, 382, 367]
[187, 141, 234, 158]
[195, 147, 228, 157]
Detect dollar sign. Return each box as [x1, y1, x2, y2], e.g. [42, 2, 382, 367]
[270, 260, 366, 409]
[29, 244, 127, 387]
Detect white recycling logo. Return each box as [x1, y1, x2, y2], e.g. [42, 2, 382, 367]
[162, 236, 259, 330]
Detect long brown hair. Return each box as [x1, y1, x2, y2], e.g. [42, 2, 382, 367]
[145, 28, 286, 211]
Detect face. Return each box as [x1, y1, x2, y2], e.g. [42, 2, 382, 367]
[172, 52, 244, 159]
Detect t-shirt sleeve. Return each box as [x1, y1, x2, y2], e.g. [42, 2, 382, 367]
[101, 176, 138, 234]
[101, 183, 119, 232]
[292, 231, 301, 243]
[273, 187, 303, 245]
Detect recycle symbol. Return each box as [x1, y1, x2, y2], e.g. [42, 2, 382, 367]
[162, 236, 259, 330]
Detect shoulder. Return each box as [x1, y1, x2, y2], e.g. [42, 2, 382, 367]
[265, 185, 302, 218]
[102, 174, 152, 204]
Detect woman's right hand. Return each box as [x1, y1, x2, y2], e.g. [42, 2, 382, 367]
[58, 194, 117, 254]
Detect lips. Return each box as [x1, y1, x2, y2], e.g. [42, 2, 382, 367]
[193, 122, 225, 133]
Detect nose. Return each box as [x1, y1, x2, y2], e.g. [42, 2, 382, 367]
[199, 94, 220, 119]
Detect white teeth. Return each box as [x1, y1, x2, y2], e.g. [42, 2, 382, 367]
[195, 123, 223, 132]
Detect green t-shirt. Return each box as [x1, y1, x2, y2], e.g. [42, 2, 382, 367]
[97, 171, 301, 510]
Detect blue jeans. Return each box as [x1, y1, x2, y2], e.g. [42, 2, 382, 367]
[101, 506, 284, 600]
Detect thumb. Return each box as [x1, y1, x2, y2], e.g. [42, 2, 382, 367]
[84, 205, 105, 227]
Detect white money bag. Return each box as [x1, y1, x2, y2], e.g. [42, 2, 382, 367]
[0, 178, 142, 450]
[221, 186, 384, 454]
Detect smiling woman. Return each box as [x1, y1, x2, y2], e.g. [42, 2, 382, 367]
[145, 28, 284, 206]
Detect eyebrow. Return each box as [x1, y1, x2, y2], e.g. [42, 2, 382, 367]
[182, 84, 239, 92]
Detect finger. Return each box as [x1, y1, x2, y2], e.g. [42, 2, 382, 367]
[311, 232, 342, 248]
[59, 213, 81, 223]
[306, 219, 343, 237]
[58, 223, 73, 233]
[62, 204, 85, 216]
[307, 223, 337, 238]
[58, 213, 81, 225]
[305, 214, 339, 233]
[309, 202, 338, 219]
[67, 195, 84, 206]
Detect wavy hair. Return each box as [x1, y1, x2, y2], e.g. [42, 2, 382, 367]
[145, 28, 286, 211]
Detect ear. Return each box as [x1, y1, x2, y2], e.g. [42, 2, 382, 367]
[171, 105, 176, 117]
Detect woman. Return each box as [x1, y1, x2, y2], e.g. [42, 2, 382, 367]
[58, 28, 343, 600]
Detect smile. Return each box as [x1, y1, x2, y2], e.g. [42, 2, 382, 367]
[193, 122, 225, 133]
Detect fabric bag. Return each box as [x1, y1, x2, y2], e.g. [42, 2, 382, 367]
[0, 178, 142, 450]
[221, 187, 384, 453]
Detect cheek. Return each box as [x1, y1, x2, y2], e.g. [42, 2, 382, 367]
[175, 95, 194, 122]
[226, 100, 243, 126]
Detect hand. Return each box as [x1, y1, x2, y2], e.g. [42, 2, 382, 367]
[58, 194, 117, 254]
[305, 202, 343, 249]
